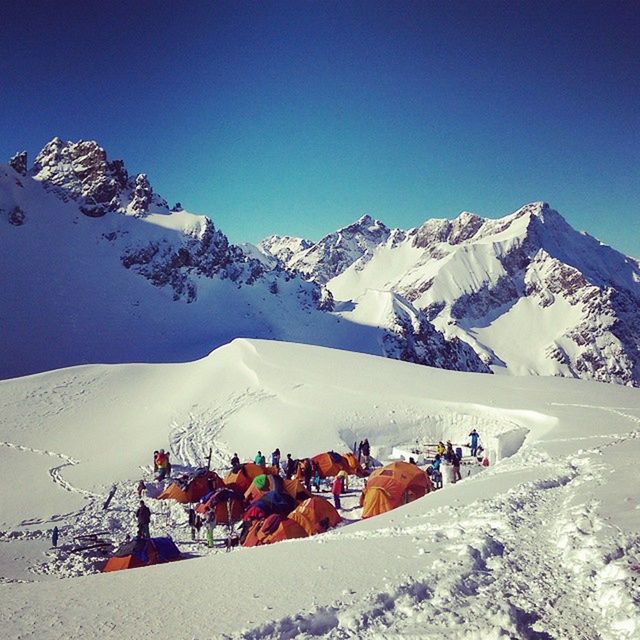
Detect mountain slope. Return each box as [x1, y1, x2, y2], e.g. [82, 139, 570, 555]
[0, 139, 489, 379]
[289, 203, 640, 387]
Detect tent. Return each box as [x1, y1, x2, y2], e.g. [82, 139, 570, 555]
[158, 469, 223, 504]
[361, 461, 433, 519]
[311, 451, 351, 478]
[288, 496, 341, 536]
[241, 514, 308, 547]
[195, 488, 245, 523]
[102, 537, 181, 572]
[242, 490, 298, 522]
[244, 474, 311, 504]
[342, 452, 366, 477]
[224, 463, 277, 493]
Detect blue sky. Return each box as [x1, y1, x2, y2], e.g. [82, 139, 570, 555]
[1, 1, 638, 255]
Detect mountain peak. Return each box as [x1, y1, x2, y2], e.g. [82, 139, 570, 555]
[30, 138, 168, 217]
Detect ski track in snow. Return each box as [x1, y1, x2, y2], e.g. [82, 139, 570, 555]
[228, 406, 640, 640]
[169, 389, 276, 469]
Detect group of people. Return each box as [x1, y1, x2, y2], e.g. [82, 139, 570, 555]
[427, 430, 484, 488]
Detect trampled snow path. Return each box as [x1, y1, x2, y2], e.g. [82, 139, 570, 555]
[0, 441, 98, 499]
[230, 431, 639, 639]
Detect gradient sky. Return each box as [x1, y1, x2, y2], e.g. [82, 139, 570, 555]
[1, 1, 638, 256]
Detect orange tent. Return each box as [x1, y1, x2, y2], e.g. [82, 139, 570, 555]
[361, 461, 433, 519]
[195, 488, 245, 523]
[103, 537, 181, 572]
[311, 451, 351, 478]
[224, 463, 277, 493]
[241, 514, 308, 547]
[244, 475, 311, 504]
[158, 471, 223, 504]
[289, 497, 341, 536]
[342, 452, 366, 477]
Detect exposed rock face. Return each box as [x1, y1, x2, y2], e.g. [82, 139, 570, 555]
[9, 151, 27, 176]
[30, 138, 168, 217]
[260, 215, 392, 284]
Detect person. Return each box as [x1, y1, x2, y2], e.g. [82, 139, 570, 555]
[336, 469, 349, 492]
[136, 500, 151, 538]
[271, 448, 281, 469]
[205, 510, 216, 548]
[194, 514, 203, 540]
[331, 474, 343, 510]
[445, 441, 454, 461]
[357, 440, 364, 463]
[452, 452, 462, 482]
[165, 451, 172, 478]
[136, 479, 146, 498]
[254, 450, 266, 467]
[431, 454, 443, 489]
[156, 449, 168, 480]
[437, 441, 446, 456]
[51, 526, 59, 548]
[188, 507, 197, 540]
[361, 439, 371, 469]
[312, 464, 321, 492]
[230, 453, 241, 473]
[303, 458, 313, 492]
[103, 484, 117, 510]
[469, 429, 480, 457]
[285, 453, 296, 480]
[153, 450, 159, 473]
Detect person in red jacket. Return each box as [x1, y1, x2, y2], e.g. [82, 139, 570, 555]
[331, 475, 343, 510]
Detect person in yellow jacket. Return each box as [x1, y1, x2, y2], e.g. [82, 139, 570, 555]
[336, 469, 349, 492]
[436, 442, 446, 456]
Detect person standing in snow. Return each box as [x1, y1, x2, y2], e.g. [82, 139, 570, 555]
[271, 448, 281, 470]
[165, 452, 172, 478]
[452, 452, 462, 483]
[331, 475, 343, 510]
[230, 453, 241, 473]
[254, 450, 266, 467]
[312, 463, 321, 492]
[153, 450, 159, 473]
[51, 526, 59, 548]
[303, 459, 314, 492]
[136, 500, 151, 538]
[156, 449, 168, 480]
[357, 441, 364, 463]
[188, 506, 197, 540]
[361, 439, 371, 469]
[431, 454, 443, 489]
[136, 479, 146, 498]
[285, 453, 296, 480]
[337, 469, 349, 492]
[469, 429, 480, 457]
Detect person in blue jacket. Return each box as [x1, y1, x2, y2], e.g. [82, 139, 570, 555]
[469, 429, 480, 457]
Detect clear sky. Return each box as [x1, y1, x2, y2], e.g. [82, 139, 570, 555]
[1, 1, 638, 256]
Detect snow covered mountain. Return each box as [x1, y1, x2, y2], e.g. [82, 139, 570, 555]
[264, 203, 640, 387]
[259, 214, 393, 284]
[0, 139, 488, 379]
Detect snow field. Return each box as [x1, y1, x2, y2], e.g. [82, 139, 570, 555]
[0, 339, 639, 638]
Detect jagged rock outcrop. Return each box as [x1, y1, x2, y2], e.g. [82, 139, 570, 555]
[29, 138, 168, 217]
[9, 151, 27, 176]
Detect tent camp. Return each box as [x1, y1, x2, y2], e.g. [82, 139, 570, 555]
[311, 451, 352, 478]
[102, 537, 181, 572]
[224, 463, 278, 493]
[158, 470, 223, 504]
[244, 474, 311, 504]
[288, 496, 341, 536]
[195, 488, 245, 523]
[360, 461, 433, 519]
[241, 514, 308, 547]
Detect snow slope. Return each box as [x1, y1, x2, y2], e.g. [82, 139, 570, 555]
[0, 141, 487, 379]
[1, 339, 639, 639]
[322, 203, 640, 387]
